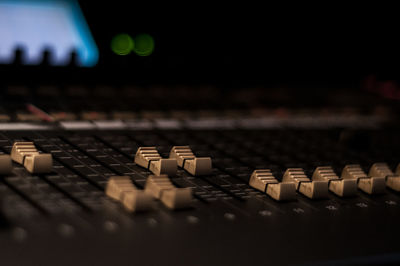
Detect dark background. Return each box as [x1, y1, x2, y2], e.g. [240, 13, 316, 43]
[2, 2, 400, 89]
[81, 2, 400, 86]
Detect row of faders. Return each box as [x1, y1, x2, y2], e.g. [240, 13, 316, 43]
[106, 176, 153, 212]
[282, 168, 329, 199]
[312, 166, 357, 197]
[250, 163, 400, 201]
[135, 146, 212, 176]
[342, 164, 385, 194]
[249, 170, 296, 201]
[106, 146, 205, 212]
[134, 147, 177, 176]
[106, 175, 193, 211]
[0, 142, 52, 174]
[144, 175, 192, 210]
[169, 146, 212, 176]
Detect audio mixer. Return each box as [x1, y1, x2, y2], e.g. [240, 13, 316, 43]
[1, 1, 400, 265]
[0, 117, 400, 265]
[0, 83, 398, 266]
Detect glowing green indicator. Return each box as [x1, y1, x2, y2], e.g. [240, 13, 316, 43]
[133, 34, 155, 56]
[111, 34, 134, 55]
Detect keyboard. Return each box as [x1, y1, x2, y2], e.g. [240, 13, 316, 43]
[1, 127, 400, 265]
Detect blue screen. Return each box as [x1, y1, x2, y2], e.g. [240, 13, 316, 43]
[0, 0, 98, 67]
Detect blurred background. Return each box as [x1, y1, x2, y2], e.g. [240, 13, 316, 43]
[1, 1, 399, 85]
[0, 0, 399, 118]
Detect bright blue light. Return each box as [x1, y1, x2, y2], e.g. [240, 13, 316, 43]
[0, 0, 99, 67]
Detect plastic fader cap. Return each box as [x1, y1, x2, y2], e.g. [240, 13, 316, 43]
[0, 154, 12, 175]
[249, 169, 296, 201]
[134, 147, 177, 176]
[145, 175, 192, 210]
[11, 142, 52, 174]
[282, 168, 329, 199]
[106, 176, 152, 212]
[312, 166, 357, 197]
[369, 163, 400, 192]
[341, 164, 385, 194]
[169, 146, 212, 176]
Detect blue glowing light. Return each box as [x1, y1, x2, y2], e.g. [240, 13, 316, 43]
[0, 0, 99, 67]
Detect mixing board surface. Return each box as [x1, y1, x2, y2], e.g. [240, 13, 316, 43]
[2, 3, 400, 265]
[1, 128, 400, 265]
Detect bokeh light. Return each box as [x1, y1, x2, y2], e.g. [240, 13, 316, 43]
[111, 34, 134, 55]
[133, 34, 154, 56]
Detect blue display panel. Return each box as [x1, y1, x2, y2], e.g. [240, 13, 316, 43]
[0, 0, 98, 67]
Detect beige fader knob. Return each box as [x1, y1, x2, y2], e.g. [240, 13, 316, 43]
[0, 154, 12, 175]
[341, 164, 385, 194]
[106, 176, 152, 212]
[282, 168, 329, 199]
[369, 163, 400, 192]
[312, 166, 357, 197]
[11, 142, 52, 174]
[145, 175, 192, 210]
[249, 169, 296, 201]
[169, 146, 212, 176]
[135, 147, 177, 176]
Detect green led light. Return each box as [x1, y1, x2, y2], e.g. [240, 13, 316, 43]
[111, 34, 134, 55]
[133, 34, 155, 56]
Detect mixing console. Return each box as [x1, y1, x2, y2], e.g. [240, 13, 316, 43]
[0, 128, 399, 265]
[1, 3, 399, 264]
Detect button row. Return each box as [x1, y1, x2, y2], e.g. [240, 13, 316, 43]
[145, 175, 192, 210]
[135, 146, 212, 176]
[106, 176, 152, 212]
[313, 166, 357, 197]
[249, 169, 296, 201]
[134, 147, 177, 176]
[249, 163, 400, 201]
[2, 140, 399, 209]
[106, 175, 193, 211]
[169, 146, 212, 176]
[283, 168, 329, 199]
[342, 164, 385, 194]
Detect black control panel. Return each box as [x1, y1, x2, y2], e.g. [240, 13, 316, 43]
[0, 128, 399, 265]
